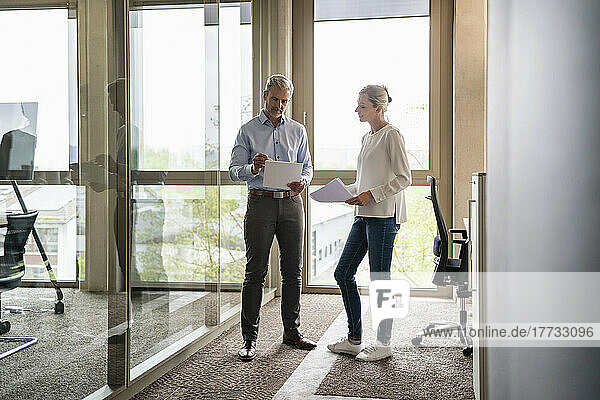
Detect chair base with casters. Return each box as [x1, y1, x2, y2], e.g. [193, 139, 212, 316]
[412, 286, 473, 356]
[412, 176, 473, 356]
[0, 211, 40, 359]
[0, 336, 39, 361]
[1, 286, 40, 360]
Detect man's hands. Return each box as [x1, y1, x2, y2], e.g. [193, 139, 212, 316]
[252, 153, 268, 174]
[287, 180, 306, 196]
[252, 153, 306, 196]
[345, 190, 373, 206]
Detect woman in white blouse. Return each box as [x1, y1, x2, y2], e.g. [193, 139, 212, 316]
[327, 85, 411, 361]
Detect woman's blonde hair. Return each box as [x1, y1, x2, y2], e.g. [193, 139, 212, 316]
[359, 84, 392, 113]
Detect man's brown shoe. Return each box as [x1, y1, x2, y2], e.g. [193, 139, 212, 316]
[238, 340, 256, 361]
[283, 333, 317, 350]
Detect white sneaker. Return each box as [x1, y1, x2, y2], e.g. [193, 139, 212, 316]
[327, 337, 364, 356]
[355, 341, 392, 361]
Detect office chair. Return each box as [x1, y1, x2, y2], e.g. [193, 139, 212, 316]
[0, 129, 64, 314]
[411, 176, 473, 356]
[0, 211, 39, 360]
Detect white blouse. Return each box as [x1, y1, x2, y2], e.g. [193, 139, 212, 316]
[346, 124, 412, 224]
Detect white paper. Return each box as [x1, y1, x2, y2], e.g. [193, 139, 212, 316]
[262, 160, 303, 190]
[309, 178, 354, 203]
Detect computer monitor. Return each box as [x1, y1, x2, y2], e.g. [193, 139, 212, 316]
[0, 102, 38, 181]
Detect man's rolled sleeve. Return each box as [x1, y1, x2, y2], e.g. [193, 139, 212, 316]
[298, 127, 313, 185]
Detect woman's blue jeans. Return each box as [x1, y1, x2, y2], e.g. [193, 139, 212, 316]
[334, 216, 399, 344]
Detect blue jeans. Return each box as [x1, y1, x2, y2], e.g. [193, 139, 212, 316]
[334, 216, 399, 344]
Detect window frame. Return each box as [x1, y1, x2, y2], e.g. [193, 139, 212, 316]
[0, 3, 80, 290]
[0, 2, 78, 184]
[126, 1, 253, 291]
[292, 0, 454, 297]
[0, 1, 71, 9]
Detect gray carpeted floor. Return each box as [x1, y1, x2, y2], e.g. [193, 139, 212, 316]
[133, 293, 345, 400]
[1, 289, 475, 400]
[0, 287, 240, 400]
[134, 295, 474, 400]
[1, 288, 108, 400]
[316, 298, 475, 400]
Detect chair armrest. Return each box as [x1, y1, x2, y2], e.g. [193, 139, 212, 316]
[449, 229, 468, 239]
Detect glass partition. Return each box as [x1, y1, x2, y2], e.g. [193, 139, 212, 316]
[128, 0, 254, 377]
[0, 1, 264, 398]
[0, 8, 110, 400]
[128, 2, 221, 374]
[130, 185, 222, 369]
[219, 184, 247, 320]
[129, 6, 210, 171]
[0, 9, 76, 172]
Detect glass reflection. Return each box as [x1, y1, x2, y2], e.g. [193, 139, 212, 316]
[0, 8, 111, 399]
[0, 103, 38, 181]
[128, 1, 254, 375]
[130, 185, 221, 369]
[219, 185, 247, 319]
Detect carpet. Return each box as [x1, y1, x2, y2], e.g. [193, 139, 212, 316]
[315, 298, 475, 400]
[133, 293, 345, 400]
[0, 287, 240, 400]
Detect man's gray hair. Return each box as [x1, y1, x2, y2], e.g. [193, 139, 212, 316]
[264, 74, 294, 95]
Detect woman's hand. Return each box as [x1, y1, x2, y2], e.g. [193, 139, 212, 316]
[345, 190, 373, 206]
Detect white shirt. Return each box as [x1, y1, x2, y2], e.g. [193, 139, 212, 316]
[346, 124, 412, 224]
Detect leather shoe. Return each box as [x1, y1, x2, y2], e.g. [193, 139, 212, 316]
[238, 340, 256, 361]
[283, 333, 317, 350]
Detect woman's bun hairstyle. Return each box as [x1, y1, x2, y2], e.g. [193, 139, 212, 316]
[359, 84, 392, 113]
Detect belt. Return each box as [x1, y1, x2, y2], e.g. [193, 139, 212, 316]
[249, 189, 293, 198]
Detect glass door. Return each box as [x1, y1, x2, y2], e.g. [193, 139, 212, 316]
[127, 0, 256, 377]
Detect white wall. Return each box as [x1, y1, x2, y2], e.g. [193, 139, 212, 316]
[486, 1, 600, 399]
